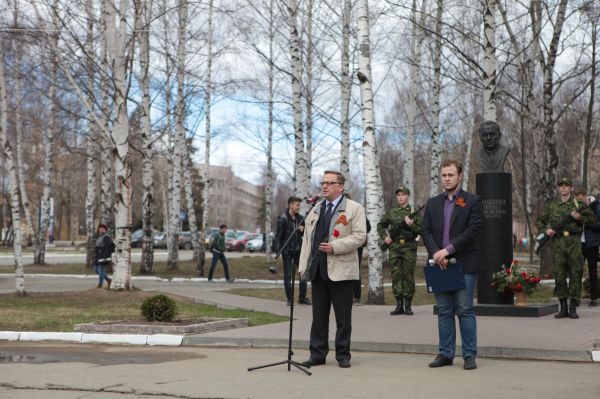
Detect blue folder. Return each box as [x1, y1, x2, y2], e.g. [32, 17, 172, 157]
[424, 260, 465, 293]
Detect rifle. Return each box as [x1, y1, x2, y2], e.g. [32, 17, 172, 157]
[380, 204, 425, 251]
[535, 204, 589, 255]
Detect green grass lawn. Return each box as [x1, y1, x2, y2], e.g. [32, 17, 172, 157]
[228, 285, 556, 306]
[0, 290, 287, 332]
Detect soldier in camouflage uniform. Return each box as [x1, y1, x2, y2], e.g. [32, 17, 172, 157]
[377, 186, 422, 315]
[536, 177, 597, 319]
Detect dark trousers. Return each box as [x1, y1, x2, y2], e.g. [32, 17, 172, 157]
[282, 251, 307, 301]
[208, 250, 230, 280]
[353, 247, 364, 300]
[582, 245, 599, 300]
[309, 273, 354, 362]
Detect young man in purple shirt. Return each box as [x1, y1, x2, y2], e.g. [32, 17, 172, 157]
[421, 159, 483, 370]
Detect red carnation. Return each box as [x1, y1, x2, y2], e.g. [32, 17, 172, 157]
[514, 283, 523, 292]
[513, 259, 519, 265]
[333, 229, 340, 238]
[521, 271, 527, 278]
[506, 269, 512, 275]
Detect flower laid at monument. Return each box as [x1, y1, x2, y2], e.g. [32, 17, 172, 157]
[491, 260, 541, 296]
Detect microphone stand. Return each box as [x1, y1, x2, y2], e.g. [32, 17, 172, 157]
[248, 199, 320, 375]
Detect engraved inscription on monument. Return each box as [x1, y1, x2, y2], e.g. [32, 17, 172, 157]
[482, 198, 507, 219]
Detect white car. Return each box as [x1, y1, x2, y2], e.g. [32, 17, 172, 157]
[245, 237, 264, 252]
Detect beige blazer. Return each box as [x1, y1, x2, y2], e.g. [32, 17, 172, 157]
[299, 196, 367, 281]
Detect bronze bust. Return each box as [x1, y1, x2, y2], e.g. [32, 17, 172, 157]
[476, 121, 509, 173]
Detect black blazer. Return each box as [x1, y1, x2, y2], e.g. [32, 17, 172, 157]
[421, 190, 483, 274]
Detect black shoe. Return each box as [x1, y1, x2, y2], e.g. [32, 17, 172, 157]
[569, 300, 579, 319]
[353, 298, 362, 306]
[428, 354, 453, 368]
[555, 298, 569, 318]
[404, 296, 413, 315]
[338, 359, 351, 368]
[590, 300, 598, 307]
[286, 299, 291, 306]
[390, 297, 404, 315]
[463, 357, 477, 370]
[298, 298, 311, 305]
[227, 278, 235, 283]
[301, 358, 325, 368]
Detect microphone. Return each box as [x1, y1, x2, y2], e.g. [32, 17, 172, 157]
[428, 258, 457, 265]
[305, 195, 321, 204]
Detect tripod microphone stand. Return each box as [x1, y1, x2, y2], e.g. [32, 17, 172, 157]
[248, 199, 319, 375]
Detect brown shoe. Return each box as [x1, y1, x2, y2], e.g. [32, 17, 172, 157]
[107, 278, 112, 289]
[95, 284, 103, 289]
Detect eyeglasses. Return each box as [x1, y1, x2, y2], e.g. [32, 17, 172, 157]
[320, 181, 341, 187]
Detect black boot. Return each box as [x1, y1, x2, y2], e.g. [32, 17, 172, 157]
[569, 299, 579, 319]
[390, 297, 404, 315]
[554, 298, 569, 319]
[404, 296, 414, 315]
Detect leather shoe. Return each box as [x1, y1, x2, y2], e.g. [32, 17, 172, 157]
[298, 298, 311, 305]
[428, 354, 453, 368]
[301, 358, 325, 368]
[338, 359, 351, 368]
[463, 357, 477, 370]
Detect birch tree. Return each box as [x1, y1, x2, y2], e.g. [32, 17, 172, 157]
[482, 0, 497, 121]
[403, 0, 427, 200]
[357, 0, 385, 304]
[265, 0, 275, 262]
[0, 42, 25, 295]
[289, 0, 310, 200]
[340, 0, 352, 178]
[429, 0, 442, 197]
[137, 0, 155, 274]
[167, 0, 188, 270]
[84, 0, 98, 269]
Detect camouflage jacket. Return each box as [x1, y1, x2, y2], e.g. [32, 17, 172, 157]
[377, 205, 422, 249]
[536, 197, 597, 236]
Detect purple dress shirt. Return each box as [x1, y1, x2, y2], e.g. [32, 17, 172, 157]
[442, 189, 461, 255]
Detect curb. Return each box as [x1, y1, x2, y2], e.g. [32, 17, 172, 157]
[0, 331, 183, 346]
[181, 336, 597, 363]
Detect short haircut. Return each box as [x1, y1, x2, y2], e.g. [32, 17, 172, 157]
[323, 170, 345, 184]
[288, 196, 302, 206]
[219, 224, 227, 229]
[479, 120, 500, 135]
[573, 186, 587, 196]
[440, 159, 463, 174]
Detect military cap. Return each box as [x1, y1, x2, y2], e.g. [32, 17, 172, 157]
[395, 186, 410, 195]
[557, 177, 573, 186]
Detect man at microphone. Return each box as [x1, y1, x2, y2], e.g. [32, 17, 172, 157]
[298, 170, 367, 369]
[421, 159, 483, 370]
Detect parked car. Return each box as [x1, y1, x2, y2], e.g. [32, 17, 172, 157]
[131, 229, 144, 248]
[204, 227, 220, 248]
[225, 230, 250, 251]
[153, 231, 194, 249]
[245, 235, 265, 252]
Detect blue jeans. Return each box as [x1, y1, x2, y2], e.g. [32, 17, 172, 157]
[208, 251, 230, 280]
[434, 272, 477, 359]
[94, 263, 110, 286]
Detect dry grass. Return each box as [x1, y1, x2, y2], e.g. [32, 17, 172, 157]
[0, 289, 287, 332]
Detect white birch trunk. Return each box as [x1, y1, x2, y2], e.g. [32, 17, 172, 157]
[340, 0, 351, 178]
[100, 1, 112, 228]
[168, 0, 188, 270]
[0, 43, 25, 295]
[84, 0, 97, 269]
[265, 0, 275, 262]
[106, 0, 134, 289]
[482, 0, 497, 121]
[138, 0, 154, 274]
[404, 0, 427, 201]
[357, 0, 385, 305]
[13, 29, 35, 250]
[289, 0, 310, 201]
[429, 0, 443, 198]
[305, 0, 314, 183]
[462, 95, 477, 190]
[202, 0, 214, 252]
[183, 149, 203, 274]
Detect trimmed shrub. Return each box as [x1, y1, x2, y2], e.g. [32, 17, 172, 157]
[141, 294, 177, 322]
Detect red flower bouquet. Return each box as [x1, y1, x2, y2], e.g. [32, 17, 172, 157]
[491, 260, 541, 296]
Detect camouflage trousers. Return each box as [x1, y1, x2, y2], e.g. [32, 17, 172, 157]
[389, 246, 417, 298]
[552, 236, 584, 300]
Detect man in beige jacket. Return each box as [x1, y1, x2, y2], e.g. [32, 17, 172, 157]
[299, 170, 367, 369]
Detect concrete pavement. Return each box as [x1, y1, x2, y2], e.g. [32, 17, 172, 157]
[1, 276, 600, 362]
[0, 343, 598, 399]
